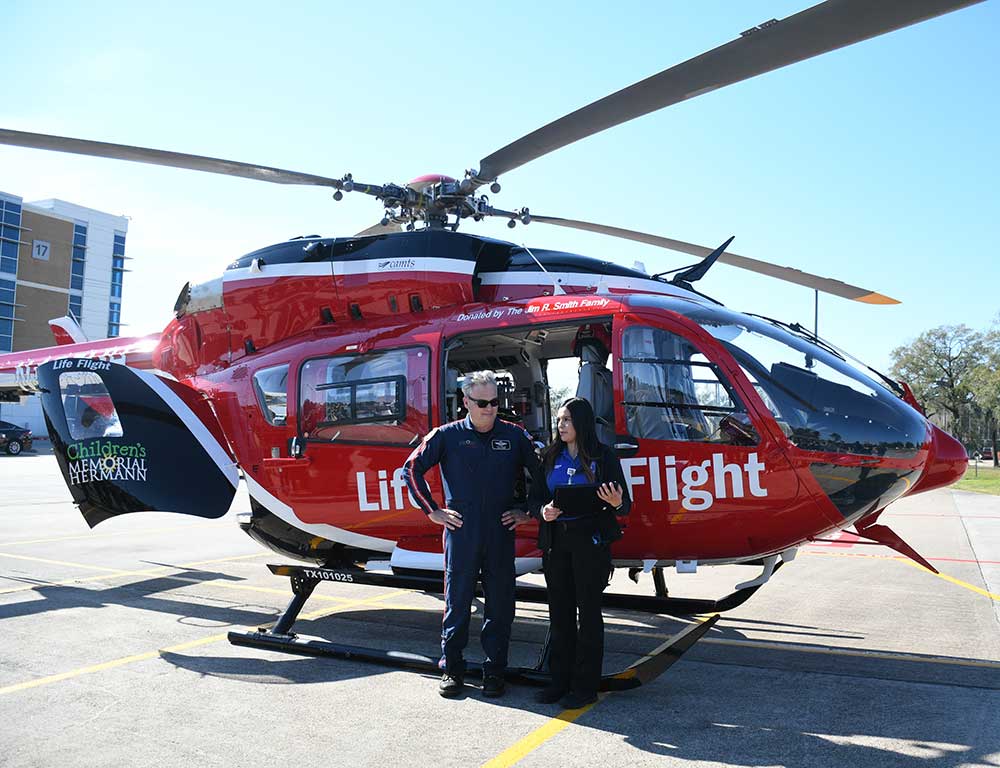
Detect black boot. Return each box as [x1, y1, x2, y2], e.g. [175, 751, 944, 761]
[439, 672, 465, 698]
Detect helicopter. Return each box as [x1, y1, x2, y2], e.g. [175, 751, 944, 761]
[0, 0, 978, 688]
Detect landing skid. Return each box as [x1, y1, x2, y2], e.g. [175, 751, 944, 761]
[264, 558, 781, 616]
[228, 563, 723, 690]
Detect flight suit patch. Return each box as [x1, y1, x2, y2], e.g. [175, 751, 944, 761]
[492, 439, 511, 451]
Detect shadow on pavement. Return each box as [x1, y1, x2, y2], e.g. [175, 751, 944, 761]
[0, 567, 276, 627]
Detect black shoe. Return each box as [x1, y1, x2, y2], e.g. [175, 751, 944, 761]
[559, 690, 598, 709]
[439, 672, 465, 698]
[534, 686, 568, 704]
[482, 674, 506, 698]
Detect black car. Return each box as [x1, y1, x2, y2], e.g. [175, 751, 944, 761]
[0, 420, 33, 455]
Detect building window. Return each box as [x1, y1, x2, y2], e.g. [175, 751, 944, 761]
[69, 295, 83, 323]
[0, 278, 15, 352]
[110, 232, 126, 302]
[107, 302, 121, 338]
[0, 198, 21, 275]
[71, 224, 87, 291]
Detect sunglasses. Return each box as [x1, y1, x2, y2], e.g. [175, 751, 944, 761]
[470, 397, 500, 408]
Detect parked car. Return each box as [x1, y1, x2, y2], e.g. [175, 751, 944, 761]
[981, 446, 995, 461]
[0, 420, 33, 455]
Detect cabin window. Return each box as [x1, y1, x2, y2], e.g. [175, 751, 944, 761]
[58, 372, 125, 440]
[253, 365, 288, 426]
[621, 326, 757, 445]
[299, 347, 429, 446]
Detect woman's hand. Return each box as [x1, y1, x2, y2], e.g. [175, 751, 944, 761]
[501, 509, 532, 530]
[541, 503, 563, 522]
[597, 482, 623, 509]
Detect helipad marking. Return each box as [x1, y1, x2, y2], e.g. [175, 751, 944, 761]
[802, 549, 1000, 567]
[0, 589, 409, 696]
[514, 616, 1000, 671]
[481, 699, 599, 768]
[0, 552, 130, 573]
[0, 551, 268, 595]
[900, 559, 1000, 601]
[0, 522, 216, 547]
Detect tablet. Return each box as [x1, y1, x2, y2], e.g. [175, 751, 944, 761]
[553, 484, 604, 520]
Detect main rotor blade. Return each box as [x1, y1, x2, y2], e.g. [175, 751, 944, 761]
[0, 129, 344, 187]
[477, 0, 982, 181]
[529, 215, 899, 304]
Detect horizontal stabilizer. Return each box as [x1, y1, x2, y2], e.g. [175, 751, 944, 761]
[49, 316, 89, 345]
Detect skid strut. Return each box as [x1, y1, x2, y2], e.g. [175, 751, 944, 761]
[228, 563, 720, 690]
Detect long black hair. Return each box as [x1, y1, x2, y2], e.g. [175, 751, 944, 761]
[542, 397, 601, 482]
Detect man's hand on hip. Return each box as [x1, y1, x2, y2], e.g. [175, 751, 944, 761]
[429, 508, 463, 530]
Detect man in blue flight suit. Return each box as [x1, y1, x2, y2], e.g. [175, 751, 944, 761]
[404, 370, 538, 698]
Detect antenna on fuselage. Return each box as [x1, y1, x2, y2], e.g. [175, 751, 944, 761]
[522, 244, 566, 296]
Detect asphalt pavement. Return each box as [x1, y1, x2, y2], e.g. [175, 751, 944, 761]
[1, 449, 998, 768]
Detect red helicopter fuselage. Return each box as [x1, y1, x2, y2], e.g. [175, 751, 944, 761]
[3, 230, 966, 574]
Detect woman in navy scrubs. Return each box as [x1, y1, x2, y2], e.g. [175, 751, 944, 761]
[530, 397, 631, 708]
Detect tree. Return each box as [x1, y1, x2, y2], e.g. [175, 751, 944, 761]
[548, 383, 574, 426]
[890, 325, 986, 445]
[968, 322, 1000, 466]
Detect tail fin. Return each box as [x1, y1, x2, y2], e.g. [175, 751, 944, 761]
[37, 358, 238, 527]
[49, 316, 89, 345]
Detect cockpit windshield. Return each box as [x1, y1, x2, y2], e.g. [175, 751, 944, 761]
[630, 297, 929, 459]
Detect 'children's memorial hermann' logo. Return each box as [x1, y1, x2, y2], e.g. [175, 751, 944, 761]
[66, 440, 148, 485]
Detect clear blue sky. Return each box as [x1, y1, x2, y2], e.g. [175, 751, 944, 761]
[3, 1, 997, 371]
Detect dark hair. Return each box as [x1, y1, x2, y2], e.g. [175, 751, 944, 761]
[542, 397, 601, 482]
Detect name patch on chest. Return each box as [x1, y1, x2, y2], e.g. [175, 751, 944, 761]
[492, 439, 511, 451]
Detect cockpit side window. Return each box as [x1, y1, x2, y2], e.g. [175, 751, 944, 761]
[253, 364, 288, 427]
[621, 326, 758, 445]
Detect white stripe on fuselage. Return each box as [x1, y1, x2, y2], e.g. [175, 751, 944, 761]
[245, 474, 397, 553]
[133, 369, 239, 489]
[477, 270, 701, 300]
[222, 257, 476, 284]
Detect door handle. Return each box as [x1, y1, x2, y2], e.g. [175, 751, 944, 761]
[614, 435, 639, 457]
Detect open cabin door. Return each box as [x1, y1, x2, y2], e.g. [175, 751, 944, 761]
[612, 312, 806, 561]
[37, 359, 238, 527]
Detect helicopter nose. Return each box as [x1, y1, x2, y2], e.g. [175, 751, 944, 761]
[907, 424, 968, 496]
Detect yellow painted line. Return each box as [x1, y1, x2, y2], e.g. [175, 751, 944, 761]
[0, 570, 153, 595]
[508, 615, 1000, 671]
[0, 552, 131, 573]
[0, 570, 352, 601]
[180, 552, 269, 567]
[900, 559, 1000, 601]
[700, 636, 1000, 668]
[0, 549, 265, 575]
[0, 588, 409, 696]
[0, 634, 230, 695]
[804, 549, 1000, 602]
[0, 551, 268, 595]
[481, 700, 599, 768]
[0, 522, 216, 547]
[133, 574, 352, 603]
[479, 618, 722, 766]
